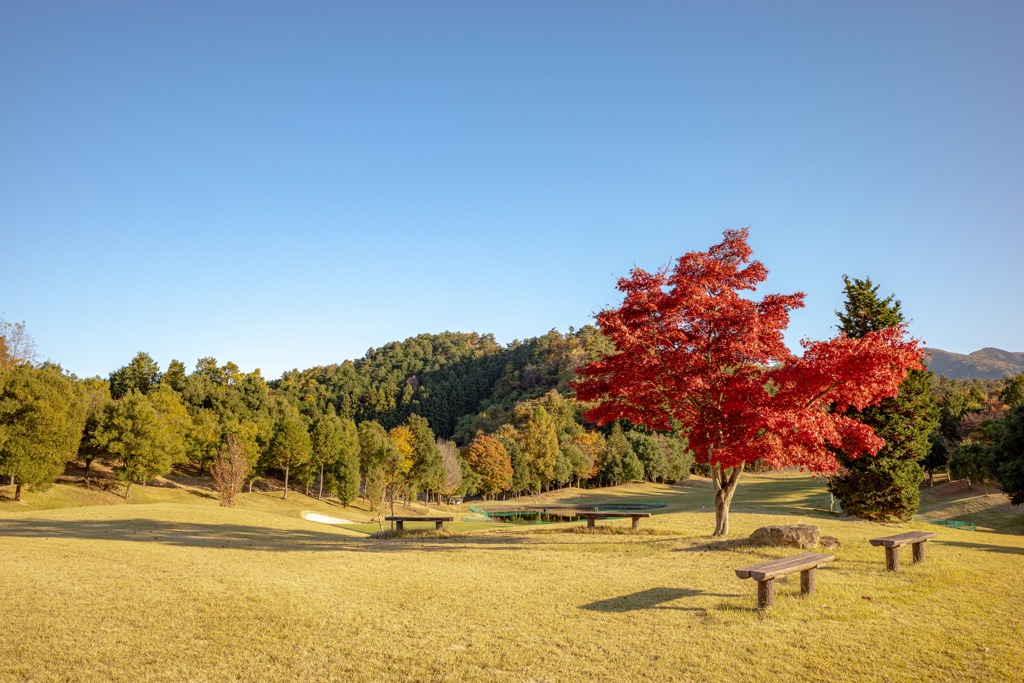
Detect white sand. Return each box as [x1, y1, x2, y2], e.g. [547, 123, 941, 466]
[302, 512, 355, 525]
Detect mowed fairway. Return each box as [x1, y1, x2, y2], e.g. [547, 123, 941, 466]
[2, 475, 1023, 683]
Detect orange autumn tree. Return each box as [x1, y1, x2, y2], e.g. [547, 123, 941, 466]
[464, 433, 513, 499]
[573, 228, 924, 536]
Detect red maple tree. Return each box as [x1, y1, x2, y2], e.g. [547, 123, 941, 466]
[573, 228, 924, 535]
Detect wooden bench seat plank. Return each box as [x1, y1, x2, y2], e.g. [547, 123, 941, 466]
[384, 516, 454, 522]
[575, 512, 652, 519]
[734, 551, 832, 578]
[735, 552, 835, 581]
[384, 515, 455, 531]
[869, 531, 936, 548]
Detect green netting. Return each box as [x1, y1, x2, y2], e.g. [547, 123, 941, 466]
[930, 520, 976, 531]
[470, 500, 668, 521]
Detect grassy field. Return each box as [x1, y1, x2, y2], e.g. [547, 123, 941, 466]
[2, 472, 1023, 682]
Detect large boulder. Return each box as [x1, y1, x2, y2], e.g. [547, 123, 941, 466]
[749, 524, 820, 549]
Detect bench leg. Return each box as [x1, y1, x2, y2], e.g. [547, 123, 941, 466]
[435, 521, 444, 530]
[396, 520, 404, 531]
[885, 546, 900, 572]
[912, 541, 925, 564]
[631, 517, 640, 531]
[587, 517, 595, 529]
[757, 579, 775, 610]
[800, 568, 816, 595]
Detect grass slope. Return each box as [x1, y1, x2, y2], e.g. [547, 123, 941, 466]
[2, 474, 1022, 682]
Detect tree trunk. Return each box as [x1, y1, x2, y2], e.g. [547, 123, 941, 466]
[83, 458, 93, 482]
[711, 463, 744, 536]
[125, 481, 132, 500]
[318, 463, 324, 501]
[248, 479, 254, 493]
[14, 482, 22, 502]
[389, 471, 396, 530]
[283, 464, 290, 500]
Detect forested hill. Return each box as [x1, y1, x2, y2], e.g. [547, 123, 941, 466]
[924, 347, 1024, 380]
[269, 327, 614, 442]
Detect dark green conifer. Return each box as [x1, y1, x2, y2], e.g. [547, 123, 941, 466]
[828, 276, 939, 521]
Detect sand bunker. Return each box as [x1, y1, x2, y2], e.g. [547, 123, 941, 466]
[302, 512, 356, 525]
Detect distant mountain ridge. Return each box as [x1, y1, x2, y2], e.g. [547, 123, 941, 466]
[923, 347, 1024, 380]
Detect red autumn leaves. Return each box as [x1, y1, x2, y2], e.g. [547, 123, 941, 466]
[573, 228, 923, 474]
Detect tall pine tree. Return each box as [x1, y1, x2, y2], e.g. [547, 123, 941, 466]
[828, 276, 939, 521]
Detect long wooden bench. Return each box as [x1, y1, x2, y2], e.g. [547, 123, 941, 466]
[869, 531, 937, 571]
[735, 552, 835, 609]
[384, 516, 454, 531]
[575, 511, 652, 530]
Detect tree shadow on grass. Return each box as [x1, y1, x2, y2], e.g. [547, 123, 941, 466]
[579, 587, 743, 613]
[0, 517, 553, 554]
[937, 539, 1024, 556]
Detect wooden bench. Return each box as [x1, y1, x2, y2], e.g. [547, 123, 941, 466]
[735, 552, 835, 609]
[384, 516, 454, 531]
[869, 531, 937, 571]
[575, 511, 652, 530]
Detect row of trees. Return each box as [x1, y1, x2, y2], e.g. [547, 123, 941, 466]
[1, 317, 691, 514]
[5, 233, 1023, 531]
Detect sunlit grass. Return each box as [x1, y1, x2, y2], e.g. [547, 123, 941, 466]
[1, 475, 1022, 682]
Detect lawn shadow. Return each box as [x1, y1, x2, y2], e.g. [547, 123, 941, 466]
[0, 517, 552, 554]
[579, 587, 743, 613]
[675, 538, 748, 552]
[937, 539, 1024, 556]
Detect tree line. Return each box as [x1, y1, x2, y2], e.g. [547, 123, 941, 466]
[0, 319, 691, 514]
[4, 249, 1023, 524]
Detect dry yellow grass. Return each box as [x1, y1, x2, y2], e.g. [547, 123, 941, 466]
[2, 475, 1023, 682]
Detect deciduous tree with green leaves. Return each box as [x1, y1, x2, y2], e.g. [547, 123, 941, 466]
[521, 406, 559, 492]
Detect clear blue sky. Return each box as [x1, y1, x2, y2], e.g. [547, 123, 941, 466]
[2, 1, 1022, 380]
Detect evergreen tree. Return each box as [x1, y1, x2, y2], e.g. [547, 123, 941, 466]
[921, 431, 950, 486]
[988, 404, 1024, 504]
[98, 389, 185, 499]
[109, 352, 162, 399]
[627, 430, 668, 482]
[1000, 374, 1024, 408]
[949, 440, 992, 491]
[269, 417, 311, 500]
[406, 413, 444, 500]
[310, 413, 344, 501]
[0, 364, 87, 501]
[77, 376, 112, 482]
[829, 276, 939, 521]
[161, 359, 187, 392]
[329, 418, 360, 506]
[621, 448, 644, 483]
[599, 423, 632, 485]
